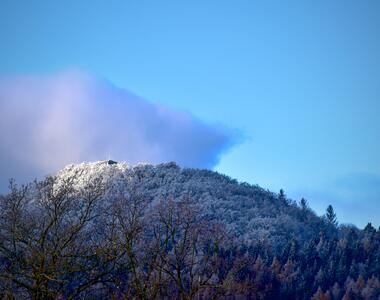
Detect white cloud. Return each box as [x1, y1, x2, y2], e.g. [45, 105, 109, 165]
[0, 70, 237, 190]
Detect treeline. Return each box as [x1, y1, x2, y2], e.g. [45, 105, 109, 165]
[0, 174, 380, 299]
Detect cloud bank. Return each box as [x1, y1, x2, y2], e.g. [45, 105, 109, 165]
[0, 70, 236, 190]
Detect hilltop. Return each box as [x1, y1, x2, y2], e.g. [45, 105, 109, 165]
[55, 160, 331, 249]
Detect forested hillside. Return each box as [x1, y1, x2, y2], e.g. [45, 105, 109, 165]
[1, 161, 379, 299]
[56, 161, 332, 247]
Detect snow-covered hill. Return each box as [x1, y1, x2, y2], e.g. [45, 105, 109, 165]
[54, 160, 329, 249]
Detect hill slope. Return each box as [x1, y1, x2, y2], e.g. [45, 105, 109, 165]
[56, 160, 330, 248]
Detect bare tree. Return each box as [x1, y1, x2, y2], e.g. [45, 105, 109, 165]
[151, 198, 227, 300]
[103, 195, 230, 300]
[0, 176, 232, 300]
[102, 193, 165, 300]
[0, 174, 117, 299]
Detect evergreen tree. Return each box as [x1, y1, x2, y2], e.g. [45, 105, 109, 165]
[311, 287, 329, 300]
[326, 205, 338, 226]
[279, 189, 286, 202]
[300, 197, 308, 210]
[331, 282, 341, 300]
[364, 222, 376, 235]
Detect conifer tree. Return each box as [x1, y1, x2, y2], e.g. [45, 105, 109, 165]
[325, 204, 338, 226]
[300, 197, 308, 210]
[279, 189, 286, 202]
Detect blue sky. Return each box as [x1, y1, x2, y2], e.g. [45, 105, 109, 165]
[0, 0, 379, 227]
